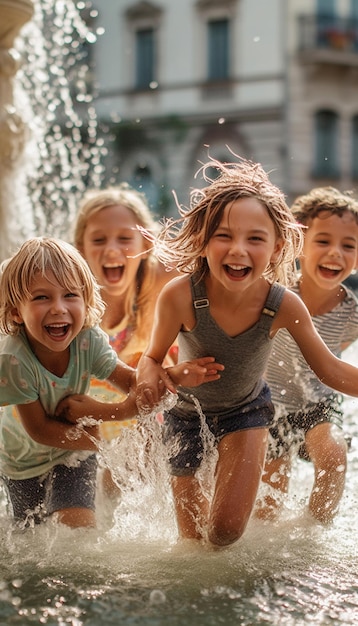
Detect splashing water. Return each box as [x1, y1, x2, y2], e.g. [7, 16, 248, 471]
[0, 376, 357, 624]
[4, 0, 105, 261]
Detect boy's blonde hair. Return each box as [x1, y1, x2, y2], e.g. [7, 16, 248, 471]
[73, 183, 159, 337]
[291, 186, 358, 225]
[0, 237, 105, 335]
[151, 156, 303, 286]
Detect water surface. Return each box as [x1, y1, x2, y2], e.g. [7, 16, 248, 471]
[1, 362, 358, 625]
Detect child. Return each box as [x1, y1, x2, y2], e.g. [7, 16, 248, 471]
[258, 187, 358, 523]
[73, 185, 178, 495]
[0, 237, 216, 529]
[136, 157, 358, 548]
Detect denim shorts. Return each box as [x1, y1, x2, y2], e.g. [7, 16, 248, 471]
[2, 454, 97, 526]
[163, 384, 274, 476]
[267, 394, 344, 460]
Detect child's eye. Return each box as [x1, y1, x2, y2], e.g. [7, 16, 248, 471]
[65, 292, 80, 299]
[214, 232, 230, 239]
[32, 294, 47, 301]
[118, 236, 134, 243]
[92, 237, 106, 244]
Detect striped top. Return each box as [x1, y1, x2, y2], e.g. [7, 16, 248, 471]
[265, 281, 358, 414]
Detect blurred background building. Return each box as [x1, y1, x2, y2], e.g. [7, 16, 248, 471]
[80, 0, 358, 217]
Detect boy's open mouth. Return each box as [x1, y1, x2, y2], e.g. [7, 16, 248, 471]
[45, 324, 70, 338]
[318, 264, 342, 279]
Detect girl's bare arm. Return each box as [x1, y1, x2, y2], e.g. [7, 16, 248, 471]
[106, 360, 136, 393]
[137, 277, 192, 406]
[54, 389, 138, 425]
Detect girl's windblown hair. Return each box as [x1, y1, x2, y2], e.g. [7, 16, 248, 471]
[150, 156, 303, 286]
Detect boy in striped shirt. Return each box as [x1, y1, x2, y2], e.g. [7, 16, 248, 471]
[259, 187, 358, 523]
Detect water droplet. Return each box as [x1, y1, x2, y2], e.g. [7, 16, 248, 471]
[149, 589, 166, 604]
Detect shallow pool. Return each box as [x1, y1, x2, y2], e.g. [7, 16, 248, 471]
[1, 390, 357, 625]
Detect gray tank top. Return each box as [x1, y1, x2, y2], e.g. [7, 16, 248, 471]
[175, 274, 285, 417]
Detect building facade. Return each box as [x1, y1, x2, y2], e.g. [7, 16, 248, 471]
[88, 0, 358, 217]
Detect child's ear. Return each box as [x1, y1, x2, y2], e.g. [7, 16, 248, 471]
[270, 238, 284, 264]
[11, 308, 23, 325]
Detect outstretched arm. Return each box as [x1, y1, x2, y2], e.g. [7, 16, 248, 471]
[166, 356, 224, 387]
[136, 277, 188, 407]
[136, 354, 225, 412]
[275, 290, 358, 397]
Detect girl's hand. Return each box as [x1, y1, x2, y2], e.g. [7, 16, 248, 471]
[136, 355, 174, 411]
[136, 355, 225, 413]
[55, 394, 94, 424]
[166, 356, 224, 387]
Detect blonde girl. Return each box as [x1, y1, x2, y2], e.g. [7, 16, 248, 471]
[73, 185, 178, 495]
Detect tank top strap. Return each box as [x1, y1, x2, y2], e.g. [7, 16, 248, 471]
[190, 273, 210, 316]
[259, 282, 285, 327]
[190, 274, 285, 326]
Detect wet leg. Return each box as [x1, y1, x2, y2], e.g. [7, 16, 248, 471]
[255, 455, 291, 520]
[53, 507, 96, 528]
[208, 428, 268, 546]
[171, 475, 209, 540]
[306, 422, 347, 523]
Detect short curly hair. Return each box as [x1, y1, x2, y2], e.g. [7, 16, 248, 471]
[291, 186, 358, 225]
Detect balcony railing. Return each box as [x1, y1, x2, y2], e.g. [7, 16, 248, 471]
[298, 14, 358, 57]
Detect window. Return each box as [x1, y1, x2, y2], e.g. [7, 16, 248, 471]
[317, 0, 335, 17]
[130, 163, 158, 208]
[352, 115, 358, 179]
[208, 18, 229, 80]
[126, 2, 162, 91]
[135, 28, 155, 89]
[313, 110, 339, 178]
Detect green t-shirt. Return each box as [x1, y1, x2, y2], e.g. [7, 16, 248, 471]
[0, 326, 118, 479]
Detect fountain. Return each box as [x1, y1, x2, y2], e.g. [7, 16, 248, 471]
[0, 0, 34, 261]
[0, 0, 104, 263]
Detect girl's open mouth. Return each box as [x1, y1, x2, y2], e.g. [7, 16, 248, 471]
[225, 264, 251, 279]
[103, 265, 124, 282]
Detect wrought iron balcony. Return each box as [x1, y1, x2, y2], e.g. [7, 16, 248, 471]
[298, 14, 358, 65]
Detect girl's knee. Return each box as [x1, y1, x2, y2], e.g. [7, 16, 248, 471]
[208, 518, 247, 547]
